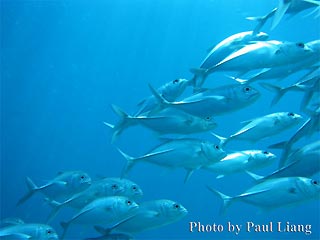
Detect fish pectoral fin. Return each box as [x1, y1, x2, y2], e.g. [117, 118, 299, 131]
[184, 169, 196, 183]
[302, 0, 320, 6]
[144, 210, 161, 218]
[4, 233, 32, 239]
[237, 188, 271, 199]
[216, 174, 225, 179]
[53, 180, 68, 186]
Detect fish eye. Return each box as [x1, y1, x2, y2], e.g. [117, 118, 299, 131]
[132, 185, 137, 191]
[214, 145, 220, 150]
[47, 229, 52, 234]
[296, 42, 305, 48]
[312, 180, 318, 185]
[205, 116, 211, 120]
[243, 87, 251, 92]
[80, 175, 85, 179]
[126, 200, 132, 205]
[173, 204, 180, 209]
[173, 79, 179, 84]
[288, 112, 295, 117]
[111, 184, 118, 189]
[263, 151, 269, 154]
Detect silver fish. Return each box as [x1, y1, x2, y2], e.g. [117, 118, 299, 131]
[118, 138, 226, 182]
[211, 40, 313, 73]
[270, 108, 320, 167]
[94, 199, 187, 235]
[204, 150, 276, 179]
[191, 31, 269, 88]
[60, 196, 139, 239]
[215, 112, 303, 146]
[149, 83, 260, 118]
[207, 177, 320, 214]
[17, 170, 92, 206]
[135, 78, 190, 116]
[105, 105, 217, 142]
[247, 0, 320, 31]
[0, 223, 59, 240]
[46, 177, 143, 222]
[257, 141, 320, 180]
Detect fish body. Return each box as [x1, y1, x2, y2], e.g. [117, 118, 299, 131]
[106, 106, 217, 142]
[0, 223, 59, 240]
[204, 150, 276, 178]
[220, 112, 303, 145]
[135, 78, 189, 116]
[60, 196, 139, 239]
[46, 178, 143, 222]
[201, 31, 269, 69]
[17, 170, 92, 206]
[208, 177, 320, 213]
[150, 83, 260, 118]
[119, 138, 226, 182]
[270, 141, 320, 178]
[210, 40, 313, 73]
[107, 199, 188, 234]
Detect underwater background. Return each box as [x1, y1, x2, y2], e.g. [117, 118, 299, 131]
[1, 0, 319, 239]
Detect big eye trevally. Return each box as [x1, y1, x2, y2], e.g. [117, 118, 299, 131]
[149, 83, 260, 118]
[203, 150, 276, 179]
[118, 138, 226, 183]
[46, 177, 143, 222]
[134, 78, 190, 116]
[17, 170, 92, 206]
[207, 177, 320, 215]
[214, 112, 303, 146]
[191, 31, 269, 88]
[0, 222, 59, 240]
[93, 199, 188, 235]
[105, 106, 217, 142]
[60, 196, 139, 239]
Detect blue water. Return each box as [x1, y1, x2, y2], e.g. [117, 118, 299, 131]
[1, 0, 319, 239]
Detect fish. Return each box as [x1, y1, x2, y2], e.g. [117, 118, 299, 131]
[214, 112, 303, 146]
[0, 222, 59, 240]
[269, 108, 320, 167]
[134, 78, 190, 116]
[46, 177, 143, 222]
[260, 75, 320, 107]
[240, 40, 320, 83]
[254, 141, 320, 180]
[208, 40, 313, 73]
[246, 0, 320, 31]
[271, 0, 320, 30]
[191, 31, 269, 88]
[149, 83, 260, 118]
[60, 196, 139, 239]
[105, 105, 217, 142]
[118, 138, 226, 183]
[207, 176, 320, 214]
[17, 170, 92, 206]
[203, 150, 276, 179]
[94, 199, 188, 235]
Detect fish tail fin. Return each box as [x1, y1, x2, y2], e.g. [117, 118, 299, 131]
[44, 198, 64, 223]
[260, 82, 288, 106]
[268, 141, 291, 167]
[60, 221, 70, 240]
[246, 9, 274, 34]
[211, 132, 228, 147]
[206, 185, 232, 215]
[190, 68, 209, 91]
[108, 104, 136, 143]
[16, 177, 38, 206]
[117, 148, 136, 177]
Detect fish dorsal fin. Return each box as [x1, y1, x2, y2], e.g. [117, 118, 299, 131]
[271, 0, 292, 30]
